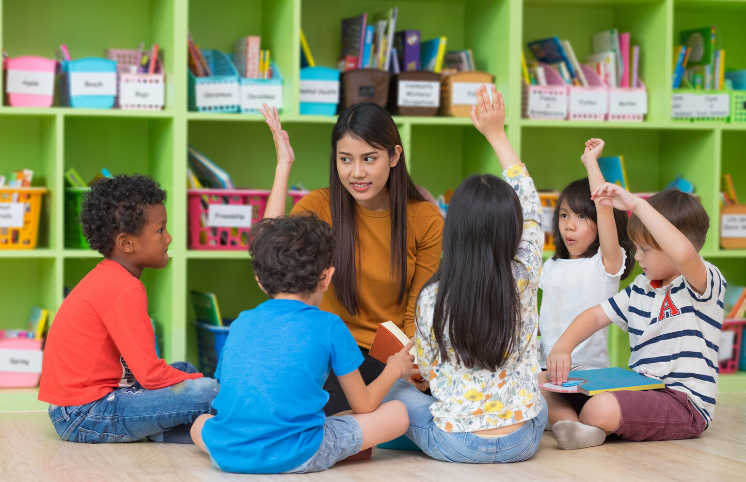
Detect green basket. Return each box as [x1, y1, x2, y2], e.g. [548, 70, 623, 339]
[672, 89, 730, 123]
[731, 91, 746, 123]
[65, 187, 90, 249]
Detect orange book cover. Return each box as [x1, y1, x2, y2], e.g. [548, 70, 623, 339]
[369, 321, 421, 381]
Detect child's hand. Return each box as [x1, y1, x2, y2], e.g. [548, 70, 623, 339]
[546, 349, 572, 385]
[387, 339, 420, 380]
[259, 103, 295, 168]
[581, 138, 605, 164]
[591, 182, 639, 212]
[470, 84, 505, 145]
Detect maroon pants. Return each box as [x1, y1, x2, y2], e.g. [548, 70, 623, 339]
[564, 388, 707, 442]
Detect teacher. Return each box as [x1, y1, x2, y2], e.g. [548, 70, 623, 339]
[260, 102, 444, 414]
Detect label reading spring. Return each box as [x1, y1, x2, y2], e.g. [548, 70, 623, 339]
[721, 214, 746, 238]
[299, 80, 340, 104]
[241, 83, 283, 111]
[195, 81, 240, 108]
[208, 204, 253, 228]
[6, 70, 55, 96]
[69, 72, 117, 97]
[398, 81, 440, 107]
[0, 203, 24, 228]
[0, 349, 43, 373]
[120, 79, 164, 107]
[451, 82, 495, 105]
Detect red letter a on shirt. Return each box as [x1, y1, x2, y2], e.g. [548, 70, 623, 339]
[658, 292, 680, 321]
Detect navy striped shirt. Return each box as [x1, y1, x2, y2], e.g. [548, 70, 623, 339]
[601, 261, 724, 426]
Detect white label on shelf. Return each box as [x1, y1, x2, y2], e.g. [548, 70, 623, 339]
[69, 72, 117, 96]
[609, 90, 648, 115]
[569, 89, 608, 114]
[527, 90, 568, 119]
[721, 214, 746, 238]
[195, 81, 240, 108]
[543, 206, 555, 234]
[672, 94, 697, 118]
[451, 82, 494, 105]
[6, 69, 55, 96]
[0, 349, 42, 373]
[120, 80, 164, 106]
[719, 330, 735, 362]
[0, 203, 24, 228]
[299, 80, 339, 104]
[208, 204, 253, 228]
[701, 94, 730, 118]
[397, 81, 440, 107]
[241, 83, 283, 111]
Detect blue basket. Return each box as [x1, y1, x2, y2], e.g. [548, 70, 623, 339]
[59, 57, 118, 109]
[300, 66, 340, 116]
[188, 50, 240, 113]
[194, 320, 232, 377]
[239, 62, 283, 114]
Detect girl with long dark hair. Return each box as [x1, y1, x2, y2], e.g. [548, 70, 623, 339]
[260, 102, 443, 415]
[381, 86, 548, 463]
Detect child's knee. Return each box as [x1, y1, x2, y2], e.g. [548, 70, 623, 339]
[384, 400, 409, 434]
[579, 393, 620, 430]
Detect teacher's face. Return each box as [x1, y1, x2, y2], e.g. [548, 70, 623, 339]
[336, 134, 401, 211]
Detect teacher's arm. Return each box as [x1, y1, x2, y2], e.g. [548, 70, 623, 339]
[403, 205, 444, 338]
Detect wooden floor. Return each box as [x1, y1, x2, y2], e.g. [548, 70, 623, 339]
[2, 394, 745, 482]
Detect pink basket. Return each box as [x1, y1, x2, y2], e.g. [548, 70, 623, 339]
[522, 63, 569, 120]
[608, 80, 648, 122]
[568, 64, 609, 121]
[187, 189, 270, 250]
[106, 49, 165, 110]
[4, 56, 57, 107]
[288, 189, 310, 205]
[720, 319, 746, 374]
[0, 337, 42, 388]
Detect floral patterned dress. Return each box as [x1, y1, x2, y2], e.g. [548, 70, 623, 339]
[416, 163, 544, 432]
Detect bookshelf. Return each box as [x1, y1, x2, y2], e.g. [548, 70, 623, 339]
[1, 0, 745, 411]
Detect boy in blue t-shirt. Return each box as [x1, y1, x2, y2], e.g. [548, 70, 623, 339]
[190, 214, 417, 474]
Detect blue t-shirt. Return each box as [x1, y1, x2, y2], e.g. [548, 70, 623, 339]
[202, 299, 363, 474]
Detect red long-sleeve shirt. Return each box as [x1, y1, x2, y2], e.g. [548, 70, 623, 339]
[39, 259, 201, 406]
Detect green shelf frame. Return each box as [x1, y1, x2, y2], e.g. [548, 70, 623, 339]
[1, 0, 746, 410]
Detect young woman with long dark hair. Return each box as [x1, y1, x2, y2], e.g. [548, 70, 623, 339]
[381, 86, 548, 463]
[260, 102, 443, 415]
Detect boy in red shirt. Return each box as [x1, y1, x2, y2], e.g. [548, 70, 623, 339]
[39, 175, 219, 443]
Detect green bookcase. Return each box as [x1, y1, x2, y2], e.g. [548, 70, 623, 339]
[1, 0, 745, 411]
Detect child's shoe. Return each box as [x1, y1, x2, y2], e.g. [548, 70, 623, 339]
[341, 447, 373, 461]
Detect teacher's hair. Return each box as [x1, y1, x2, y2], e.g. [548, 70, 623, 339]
[330, 103, 424, 315]
[422, 174, 522, 371]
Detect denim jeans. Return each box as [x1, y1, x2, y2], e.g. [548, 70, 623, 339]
[383, 379, 548, 463]
[48, 362, 220, 443]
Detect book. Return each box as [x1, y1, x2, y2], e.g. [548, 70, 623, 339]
[191, 291, 223, 327]
[362, 25, 375, 69]
[390, 47, 400, 73]
[340, 13, 367, 71]
[300, 29, 315, 68]
[631, 45, 640, 88]
[377, 8, 398, 72]
[521, 51, 530, 84]
[374, 19, 388, 69]
[368, 321, 421, 381]
[598, 156, 629, 190]
[234, 36, 261, 78]
[64, 167, 86, 188]
[723, 173, 738, 204]
[718, 49, 725, 91]
[421, 37, 447, 73]
[541, 367, 665, 395]
[672, 45, 688, 89]
[619, 32, 630, 88]
[593, 29, 621, 85]
[187, 145, 235, 189]
[680, 26, 717, 66]
[443, 50, 472, 72]
[724, 285, 745, 317]
[26, 307, 49, 340]
[394, 30, 420, 72]
[561, 40, 587, 87]
[528, 36, 577, 84]
[587, 51, 617, 88]
[88, 168, 113, 187]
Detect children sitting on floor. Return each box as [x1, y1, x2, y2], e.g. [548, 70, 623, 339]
[38, 174, 219, 444]
[190, 214, 416, 474]
[546, 184, 722, 449]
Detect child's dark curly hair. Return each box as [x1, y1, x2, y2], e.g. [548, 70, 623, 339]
[250, 214, 336, 296]
[80, 174, 166, 257]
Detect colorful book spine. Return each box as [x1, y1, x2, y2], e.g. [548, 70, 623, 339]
[672, 46, 687, 89]
[362, 26, 374, 69]
[619, 32, 630, 88]
[631, 45, 639, 88]
[234, 36, 261, 78]
[395, 30, 420, 72]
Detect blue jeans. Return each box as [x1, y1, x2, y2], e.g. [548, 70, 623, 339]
[383, 379, 548, 463]
[48, 362, 220, 443]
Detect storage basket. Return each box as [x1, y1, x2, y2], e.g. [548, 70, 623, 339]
[4, 56, 57, 107]
[194, 320, 232, 378]
[340, 69, 391, 110]
[299, 66, 340, 116]
[239, 62, 283, 114]
[568, 64, 608, 121]
[521, 64, 568, 120]
[388, 71, 441, 116]
[730, 90, 746, 124]
[720, 319, 746, 374]
[672, 90, 730, 123]
[188, 50, 240, 113]
[441, 71, 495, 117]
[539, 191, 559, 251]
[0, 337, 42, 388]
[187, 188, 270, 250]
[608, 80, 648, 122]
[64, 188, 90, 249]
[59, 57, 118, 109]
[106, 49, 165, 110]
[0, 187, 47, 250]
[288, 189, 310, 206]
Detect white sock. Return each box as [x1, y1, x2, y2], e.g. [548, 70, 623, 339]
[552, 421, 606, 450]
[544, 421, 553, 432]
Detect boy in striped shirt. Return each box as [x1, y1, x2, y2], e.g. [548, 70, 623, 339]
[546, 184, 722, 450]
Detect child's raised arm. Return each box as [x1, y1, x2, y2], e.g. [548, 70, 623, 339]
[259, 103, 296, 219]
[592, 183, 707, 294]
[470, 85, 521, 171]
[581, 139, 624, 275]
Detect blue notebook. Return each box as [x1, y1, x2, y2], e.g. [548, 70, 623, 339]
[568, 367, 664, 396]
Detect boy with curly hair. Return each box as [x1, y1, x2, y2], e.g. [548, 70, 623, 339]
[39, 174, 218, 444]
[190, 214, 415, 474]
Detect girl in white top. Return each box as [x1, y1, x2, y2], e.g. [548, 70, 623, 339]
[539, 139, 634, 371]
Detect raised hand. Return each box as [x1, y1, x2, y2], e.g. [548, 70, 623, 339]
[259, 103, 295, 168]
[591, 182, 639, 212]
[581, 138, 605, 164]
[470, 84, 505, 145]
